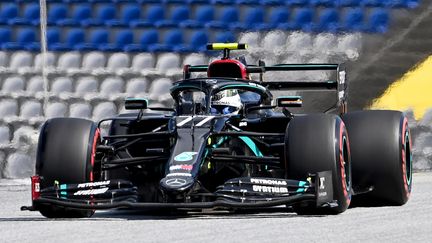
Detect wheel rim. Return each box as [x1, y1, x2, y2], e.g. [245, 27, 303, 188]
[342, 135, 351, 194]
[404, 130, 412, 187]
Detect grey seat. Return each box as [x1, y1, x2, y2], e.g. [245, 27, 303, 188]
[100, 77, 124, 95]
[82, 51, 106, 70]
[155, 53, 180, 73]
[183, 54, 207, 66]
[262, 31, 286, 50]
[286, 32, 313, 53]
[75, 76, 98, 94]
[107, 53, 130, 71]
[5, 152, 33, 178]
[0, 99, 18, 117]
[45, 102, 67, 118]
[9, 51, 33, 70]
[125, 78, 148, 96]
[313, 33, 337, 54]
[34, 52, 56, 70]
[149, 78, 172, 100]
[51, 77, 73, 93]
[20, 100, 42, 118]
[337, 33, 362, 60]
[0, 51, 8, 68]
[131, 53, 155, 71]
[69, 103, 92, 119]
[57, 52, 81, 70]
[92, 102, 117, 121]
[239, 32, 260, 48]
[0, 126, 10, 144]
[2, 76, 25, 92]
[26, 76, 44, 92]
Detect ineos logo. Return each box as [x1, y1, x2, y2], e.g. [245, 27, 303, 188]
[165, 178, 187, 187]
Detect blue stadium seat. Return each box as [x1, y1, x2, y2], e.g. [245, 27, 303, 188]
[309, 0, 336, 6]
[361, 0, 387, 7]
[155, 6, 189, 28]
[285, 0, 310, 6]
[56, 4, 91, 26]
[48, 4, 68, 25]
[338, 0, 361, 6]
[124, 30, 159, 52]
[130, 5, 164, 27]
[365, 8, 389, 33]
[174, 30, 209, 52]
[341, 8, 364, 31]
[180, 6, 214, 29]
[0, 28, 12, 46]
[259, 0, 285, 5]
[231, 8, 264, 30]
[164, 0, 188, 3]
[387, 0, 419, 8]
[8, 3, 40, 26]
[101, 30, 134, 52]
[51, 28, 85, 51]
[47, 28, 61, 49]
[314, 8, 339, 32]
[212, 0, 236, 4]
[76, 29, 109, 51]
[148, 29, 184, 52]
[236, 0, 261, 5]
[206, 7, 239, 29]
[284, 7, 314, 31]
[2, 28, 39, 51]
[106, 4, 141, 27]
[214, 31, 236, 43]
[188, 0, 212, 4]
[0, 4, 18, 25]
[81, 4, 116, 26]
[257, 7, 289, 30]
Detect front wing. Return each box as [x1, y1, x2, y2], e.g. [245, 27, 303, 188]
[22, 171, 337, 212]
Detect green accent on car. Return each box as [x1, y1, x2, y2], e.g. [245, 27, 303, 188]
[59, 184, 67, 198]
[296, 181, 307, 193]
[125, 97, 148, 101]
[221, 84, 266, 92]
[212, 136, 228, 148]
[239, 136, 263, 157]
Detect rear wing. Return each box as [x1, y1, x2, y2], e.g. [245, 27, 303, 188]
[183, 63, 348, 113]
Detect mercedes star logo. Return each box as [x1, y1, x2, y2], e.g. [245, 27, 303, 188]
[165, 178, 187, 187]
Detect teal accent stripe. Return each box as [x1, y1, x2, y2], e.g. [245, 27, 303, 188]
[221, 84, 266, 92]
[239, 136, 263, 157]
[296, 181, 307, 193]
[212, 136, 228, 148]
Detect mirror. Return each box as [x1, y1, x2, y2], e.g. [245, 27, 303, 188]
[125, 98, 148, 110]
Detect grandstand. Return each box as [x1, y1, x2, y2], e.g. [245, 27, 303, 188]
[0, 0, 427, 177]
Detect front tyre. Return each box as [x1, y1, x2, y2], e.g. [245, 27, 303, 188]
[285, 114, 352, 214]
[343, 110, 412, 206]
[35, 118, 100, 218]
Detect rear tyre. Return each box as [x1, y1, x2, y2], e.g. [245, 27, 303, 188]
[35, 118, 100, 218]
[343, 110, 412, 206]
[285, 114, 352, 214]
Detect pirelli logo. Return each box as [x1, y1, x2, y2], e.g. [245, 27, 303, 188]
[176, 116, 215, 127]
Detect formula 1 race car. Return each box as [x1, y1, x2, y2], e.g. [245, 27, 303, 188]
[22, 43, 412, 218]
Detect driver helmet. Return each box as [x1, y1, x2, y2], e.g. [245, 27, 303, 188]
[211, 89, 243, 114]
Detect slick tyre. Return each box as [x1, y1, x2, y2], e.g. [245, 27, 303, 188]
[342, 110, 412, 206]
[285, 114, 352, 214]
[35, 118, 100, 218]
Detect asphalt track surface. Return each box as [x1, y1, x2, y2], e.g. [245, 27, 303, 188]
[1, 172, 431, 242]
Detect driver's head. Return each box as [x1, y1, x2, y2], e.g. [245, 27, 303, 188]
[211, 89, 242, 114]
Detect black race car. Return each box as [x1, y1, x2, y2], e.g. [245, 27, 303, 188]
[23, 43, 412, 217]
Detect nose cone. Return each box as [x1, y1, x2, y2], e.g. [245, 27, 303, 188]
[160, 175, 195, 192]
